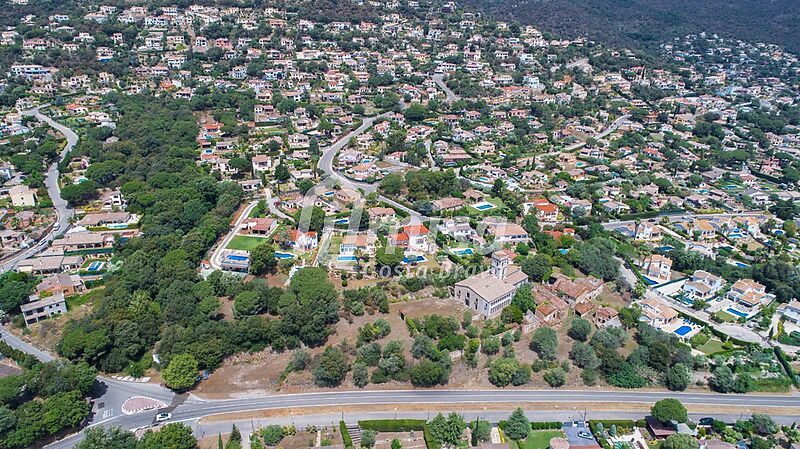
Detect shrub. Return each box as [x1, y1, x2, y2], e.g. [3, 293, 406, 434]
[261, 425, 285, 446]
[544, 368, 566, 387]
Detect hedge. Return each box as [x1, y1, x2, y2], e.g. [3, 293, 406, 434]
[340, 421, 354, 449]
[358, 419, 426, 432]
[774, 347, 800, 388]
[531, 422, 563, 430]
[423, 424, 441, 449]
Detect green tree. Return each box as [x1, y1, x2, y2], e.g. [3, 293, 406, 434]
[529, 327, 558, 360]
[138, 423, 198, 449]
[568, 318, 592, 342]
[661, 434, 698, 449]
[427, 412, 466, 449]
[504, 408, 530, 440]
[313, 346, 348, 387]
[249, 243, 277, 275]
[410, 360, 447, 387]
[376, 245, 405, 272]
[161, 354, 198, 391]
[353, 362, 369, 388]
[664, 364, 690, 391]
[226, 424, 242, 449]
[709, 366, 735, 393]
[488, 357, 520, 387]
[472, 420, 492, 443]
[651, 398, 687, 424]
[74, 427, 137, 449]
[521, 255, 552, 282]
[749, 414, 777, 436]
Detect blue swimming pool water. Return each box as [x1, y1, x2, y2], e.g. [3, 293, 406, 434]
[726, 307, 748, 318]
[337, 255, 357, 262]
[403, 255, 426, 264]
[734, 261, 749, 268]
[473, 202, 495, 211]
[641, 275, 658, 285]
[674, 325, 692, 336]
[87, 261, 104, 271]
[656, 245, 674, 252]
[274, 252, 295, 259]
[558, 248, 569, 255]
[334, 218, 349, 225]
[227, 255, 248, 261]
[452, 248, 474, 256]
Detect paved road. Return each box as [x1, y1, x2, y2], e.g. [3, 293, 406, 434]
[563, 114, 631, 152]
[602, 212, 770, 231]
[0, 324, 55, 362]
[314, 112, 427, 223]
[193, 410, 800, 441]
[264, 187, 291, 220]
[2, 324, 175, 449]
[46, 387, 800, 448]
[0, 106, 76, 272]
[432, 74, 460, 103]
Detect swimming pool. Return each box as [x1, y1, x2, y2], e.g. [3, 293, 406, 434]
[726, 307, 749, 318]
[452, 248, 474, 256]
[558, 248, 570, 255]
[334, 218, 349, 225]
[337, 255, 357, 262]
[403, 255, 427, 264]
[674, 325, 692, 337]
[106, 223, 129, 229]
[733, 261, 749, 268]
[472, 202, 496, 211]
[227, 255, 248, 261]
[641, 275, 658, 286]
[274, 252, 295, 259]
[87, 261, 105, 271]
[655, 245, 674, 252]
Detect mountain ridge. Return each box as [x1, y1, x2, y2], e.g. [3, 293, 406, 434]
[462, 0, 800, 52]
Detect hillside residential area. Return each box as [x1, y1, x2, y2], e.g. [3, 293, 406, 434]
[0, 0, 799, 448]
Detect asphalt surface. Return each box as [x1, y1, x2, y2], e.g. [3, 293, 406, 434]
[432, 74, 460, 103]
[0, 106, 76, 272]
[45, 387, 800, 448]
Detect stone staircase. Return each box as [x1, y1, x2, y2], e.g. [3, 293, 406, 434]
[347, 424, 363, 447]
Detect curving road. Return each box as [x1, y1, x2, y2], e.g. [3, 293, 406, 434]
[0, 106, 76, 272]
[432, 73, 460, 103]
[315, 112, 428, 223]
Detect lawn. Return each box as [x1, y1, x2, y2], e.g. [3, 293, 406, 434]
[227, 235, 270, 251]
[715, 311, 738, 323]
[697, 338, 726, 355]
[66, 289, 105, 311]
[524, 430, 564, 449]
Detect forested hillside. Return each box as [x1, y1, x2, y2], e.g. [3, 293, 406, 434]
[463, 0, 800, 52]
